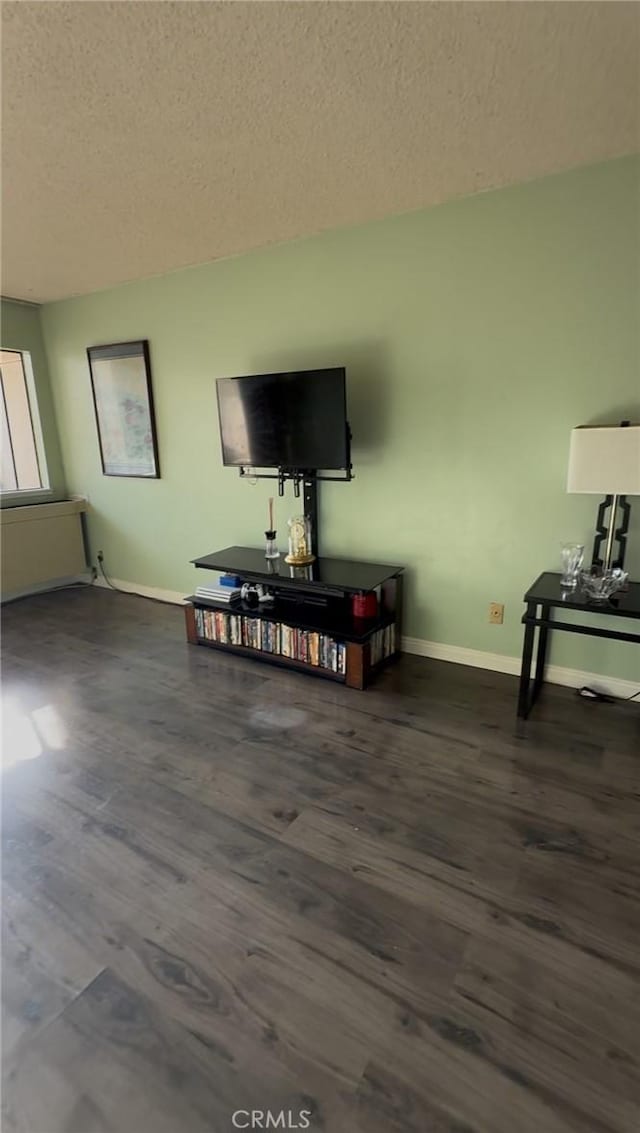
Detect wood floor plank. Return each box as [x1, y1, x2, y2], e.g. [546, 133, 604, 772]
[354, 1061, 481, 1133]
[453, 939, 640, 1126]
[227, 839, 469, 1006]
[456, 935, 640, 1062]
[2, 968, 273, 1133]
[2, 839, 365, 1131]
[233, 932, 603, 1133]
[281, 803, 640, 978]
[513, 851, 640, 968]
[1, 886, 102, 1061]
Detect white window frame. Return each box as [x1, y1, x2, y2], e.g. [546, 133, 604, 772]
[0, 349, 51, 499]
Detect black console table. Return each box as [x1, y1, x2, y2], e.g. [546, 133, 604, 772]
[518, 571, 640, 718]
[185, 546, 404, 689]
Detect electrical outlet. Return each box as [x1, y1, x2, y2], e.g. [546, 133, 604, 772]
[90, 565, 98, 581]
[97, 550, 104, 563]
[489, 602, 504, 625]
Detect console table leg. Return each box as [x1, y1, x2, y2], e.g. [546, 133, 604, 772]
[517, 602, 536, 718]
[533, 609, 551, 697]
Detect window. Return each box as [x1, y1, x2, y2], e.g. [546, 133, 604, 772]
[0, 350, 49, 494]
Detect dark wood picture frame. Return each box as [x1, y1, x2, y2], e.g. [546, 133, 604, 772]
[87, 340, 160, 478]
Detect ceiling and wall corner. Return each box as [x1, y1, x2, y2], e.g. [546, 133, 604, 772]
[2, 0, 639, 304]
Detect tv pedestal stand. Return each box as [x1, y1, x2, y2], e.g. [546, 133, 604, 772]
[184, 546, 404, 689]
[238, 452, 354, 560]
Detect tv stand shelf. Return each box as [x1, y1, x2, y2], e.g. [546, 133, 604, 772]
[185, 546, 404, 689]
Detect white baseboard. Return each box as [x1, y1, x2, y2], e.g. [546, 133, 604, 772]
[401, 635, 638, 699]
[1, 572, 92, 604]
[94, 575, 186, 605]
[90, 580, 636, 698]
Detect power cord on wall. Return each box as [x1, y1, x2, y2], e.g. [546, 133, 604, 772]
[2, 579, 94, 606]
[96, 551, 119, 592]
[95, 551, 178, 608]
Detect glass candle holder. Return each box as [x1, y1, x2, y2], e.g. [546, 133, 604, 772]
[560, 543, 584, 589]
[264, 530, 279, 559]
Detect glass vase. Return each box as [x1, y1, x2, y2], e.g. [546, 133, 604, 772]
[560, 543, 584, 589]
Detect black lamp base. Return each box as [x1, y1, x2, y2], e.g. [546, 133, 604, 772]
[591, 494, 630, 571]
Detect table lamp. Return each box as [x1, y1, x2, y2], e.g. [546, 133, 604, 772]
[567, 422, 640, 571]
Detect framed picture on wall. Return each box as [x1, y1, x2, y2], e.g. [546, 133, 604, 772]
[87, 340, 160, 478]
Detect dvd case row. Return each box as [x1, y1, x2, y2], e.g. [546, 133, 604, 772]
[194, 608, 347, 674]
[369, 623, 396, 666]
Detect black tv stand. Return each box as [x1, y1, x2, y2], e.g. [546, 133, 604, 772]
[185, 546, 404, 689]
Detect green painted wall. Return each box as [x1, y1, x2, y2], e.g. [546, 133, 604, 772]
[1, 299, 67, 504]
[41, 157, 640, 681]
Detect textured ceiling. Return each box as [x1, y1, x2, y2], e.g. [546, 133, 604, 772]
[2, 1, 639, 304]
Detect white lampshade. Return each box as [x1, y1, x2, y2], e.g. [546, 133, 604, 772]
[567, 425, 640, 495]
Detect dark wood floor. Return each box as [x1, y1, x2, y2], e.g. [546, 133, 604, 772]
[2, 587, 639, 1133]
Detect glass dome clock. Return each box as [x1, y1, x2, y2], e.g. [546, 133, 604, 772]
[285, 515, 316, 565]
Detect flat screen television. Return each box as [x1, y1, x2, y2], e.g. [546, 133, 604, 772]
[216, 368, 349, 470]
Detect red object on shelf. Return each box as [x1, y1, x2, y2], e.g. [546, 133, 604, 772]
[352, 592, 378, 618]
